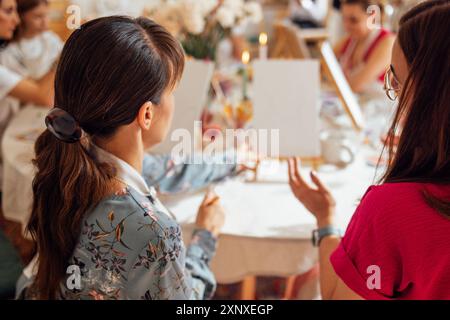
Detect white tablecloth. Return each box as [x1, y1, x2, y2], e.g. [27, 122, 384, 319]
[2, 106, 379, 284]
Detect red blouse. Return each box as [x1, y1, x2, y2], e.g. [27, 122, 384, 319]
[331, 182, 450, 299]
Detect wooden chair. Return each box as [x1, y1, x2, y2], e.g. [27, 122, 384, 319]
[238, 264, 320, 300]
[271, 21, 312, 59]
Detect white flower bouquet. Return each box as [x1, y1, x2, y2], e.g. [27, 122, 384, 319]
[146, 0, 263, 60]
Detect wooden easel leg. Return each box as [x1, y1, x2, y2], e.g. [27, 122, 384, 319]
[240, 276, 257, 300]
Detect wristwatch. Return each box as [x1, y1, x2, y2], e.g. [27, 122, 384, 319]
[312, 226, 343, 247]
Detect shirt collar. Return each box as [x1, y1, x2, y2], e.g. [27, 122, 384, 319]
[92, 144, 154, 197]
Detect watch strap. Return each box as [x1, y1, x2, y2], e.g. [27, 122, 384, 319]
[312, 226, 342, 247]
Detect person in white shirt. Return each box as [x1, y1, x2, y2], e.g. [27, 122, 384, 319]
[0, 0, 54, 185]
[0, 0, 54, 108]
[290, 0, 330, 28]
[1, 0, 62, 80]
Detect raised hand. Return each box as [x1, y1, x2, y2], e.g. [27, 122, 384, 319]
[288, 158, 336, 227]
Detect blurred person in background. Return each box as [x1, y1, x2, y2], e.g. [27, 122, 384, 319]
[334, 0, 395, 96]
[0, 0, 54, 186]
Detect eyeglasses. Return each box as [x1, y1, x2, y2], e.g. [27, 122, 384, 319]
[384, 65, 401, 101]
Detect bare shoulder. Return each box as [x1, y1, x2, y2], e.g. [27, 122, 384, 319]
[371, 33, 396, 56]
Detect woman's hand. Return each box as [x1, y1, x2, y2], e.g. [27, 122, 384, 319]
[288, 158, 336, 227]
[236, 163, 258, 175]
[196, 190, 225, 238]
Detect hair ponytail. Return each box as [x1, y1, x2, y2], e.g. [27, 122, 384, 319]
[28, 131, 115, 299]
[27, 16, 185, 299]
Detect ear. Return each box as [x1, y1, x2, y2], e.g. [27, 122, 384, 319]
[137, 101, 154, 131]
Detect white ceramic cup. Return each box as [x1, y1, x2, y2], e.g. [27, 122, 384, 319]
[320, 131, 355, 168]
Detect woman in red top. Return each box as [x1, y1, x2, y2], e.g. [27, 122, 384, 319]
[334, 0, 395, 94]
[289, 0, 450, 299]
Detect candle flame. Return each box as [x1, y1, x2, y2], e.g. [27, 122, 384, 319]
[242, 50, 250, 64]
[259, 32, 268, 46]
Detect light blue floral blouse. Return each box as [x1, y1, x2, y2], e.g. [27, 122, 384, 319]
[17, 150, 237, 300]
[142, 153, 238, 195]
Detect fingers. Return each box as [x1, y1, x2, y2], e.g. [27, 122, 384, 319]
[202, 189, 218, 206]
[288, 157, 307, 187]
[205, 196, 220, 207]
[288, 159, 329, 196]
[292, 158, 303, 184]
[237, 164, 257, 175]
[310, 171, 330, 193]
[288, 158, 296, 185]
[288, 158, 299, 185]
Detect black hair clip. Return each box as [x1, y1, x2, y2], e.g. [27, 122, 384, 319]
[45, 108, 84, 143]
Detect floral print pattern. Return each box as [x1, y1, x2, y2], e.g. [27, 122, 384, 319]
[59, 186, 217, 300]
[142, 153, 238, 195]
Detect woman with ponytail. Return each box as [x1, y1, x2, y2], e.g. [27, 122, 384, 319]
[19, 16, 227, 300]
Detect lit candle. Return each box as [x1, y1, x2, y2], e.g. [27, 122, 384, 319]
[259, 32, 268, 60]
[242, 50, 250, 65]
[241, 50, 250, 99]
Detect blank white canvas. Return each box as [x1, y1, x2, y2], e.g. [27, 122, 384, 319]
[150, 60, 214, 154]
[252, 59, 321, 157]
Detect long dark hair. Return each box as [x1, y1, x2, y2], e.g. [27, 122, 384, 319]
[27, 16, 185, 299]
[381, 0, 450, 217]
[13, 0, 48, 41]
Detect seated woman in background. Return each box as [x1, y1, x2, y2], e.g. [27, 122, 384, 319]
[0, 0, 54, 111]
[18, 16, 226, 300]
[290, 0, 450, 299]
[1, 0, 62, 86]
[0, 0, 54, 186]
[334, 0, 395, 96]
